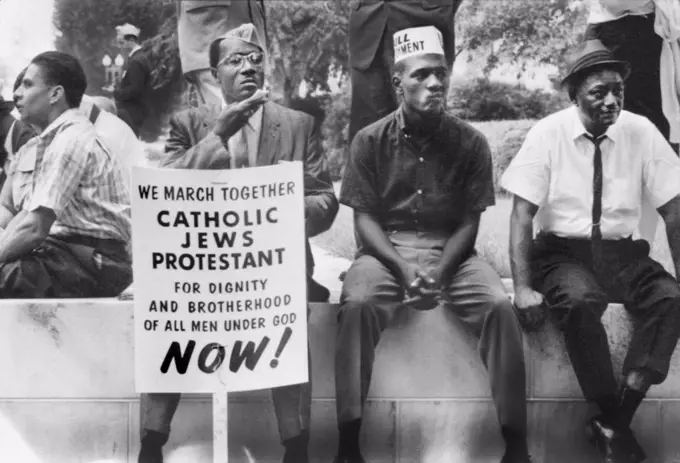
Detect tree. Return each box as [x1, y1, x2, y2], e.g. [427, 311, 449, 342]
[53, 0, 170, 94]
[266, 0, 350, 106]
[53, 0, 180, 140]
[456, 0, 587, 84]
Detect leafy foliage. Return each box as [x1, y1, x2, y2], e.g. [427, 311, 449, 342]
[53, 0, 181, 140]
[266, 0, 349, 105]
[53, 0, 170, 93]
[456, 0, 588, 83]
[448, 77, 570, 121]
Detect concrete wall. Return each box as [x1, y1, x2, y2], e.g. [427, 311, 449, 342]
[2, 298, 680, 462]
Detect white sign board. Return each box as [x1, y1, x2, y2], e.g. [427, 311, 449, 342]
[131, 163, 308, 393]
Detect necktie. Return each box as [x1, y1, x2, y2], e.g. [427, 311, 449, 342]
[585, 134, 606, 263]
[229, 124, 250, 169]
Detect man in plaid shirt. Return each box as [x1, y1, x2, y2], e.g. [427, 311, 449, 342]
[0, 51, 132, 298]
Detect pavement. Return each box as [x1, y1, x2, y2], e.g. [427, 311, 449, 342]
[309, 244, 350, 302]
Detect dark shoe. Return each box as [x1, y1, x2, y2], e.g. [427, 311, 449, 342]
[585, 417, 630, 463]
[138, 445, 163, 463]
[332, 455, 366, 463]
[617, 428, 646, 463]
[138, 430, 167, 463]
[283, 447, 308, 463]
[282, 434, 309, 463]
[501, 449, 533, 463]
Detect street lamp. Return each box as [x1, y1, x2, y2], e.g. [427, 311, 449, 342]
[102, 54, 113, 86]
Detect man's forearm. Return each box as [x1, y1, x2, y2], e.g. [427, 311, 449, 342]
[304, 194, 339, 238]
[509, 205, 535, 290]
[355, 212, 407, 275]
[0, 205, 16, 230]
[658, 196, 680, 279]
[0, 212, 46, 263]
[436, 215, 479, 279]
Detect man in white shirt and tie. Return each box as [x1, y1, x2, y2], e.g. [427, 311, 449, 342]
[502, 39, 680, 463]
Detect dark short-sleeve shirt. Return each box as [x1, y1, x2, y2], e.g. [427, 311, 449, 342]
[340, 107, 495, 234]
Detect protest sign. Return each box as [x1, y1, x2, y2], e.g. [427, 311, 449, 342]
[131, 163, 308, 393]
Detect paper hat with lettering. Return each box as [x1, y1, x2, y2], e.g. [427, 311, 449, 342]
[393, 26, 444, 63]
[213, 23, 264, 53]
[116, 23, 141, 39]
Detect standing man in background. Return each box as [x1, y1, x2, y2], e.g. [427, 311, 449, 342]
[584, 0, 680, 251]
[348, 0, 464, 142]
[108, 23, 151, 137]
[177, 0, 267, 108]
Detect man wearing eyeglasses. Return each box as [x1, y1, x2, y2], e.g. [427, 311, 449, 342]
[177, 0, 267, 108]
[136, 23, 338, 463]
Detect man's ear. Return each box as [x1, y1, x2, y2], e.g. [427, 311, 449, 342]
[392, 75, 403, 96]
[49, 86, 64, 106]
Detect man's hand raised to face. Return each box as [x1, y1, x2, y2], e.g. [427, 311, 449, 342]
[213, 88, 269, 141]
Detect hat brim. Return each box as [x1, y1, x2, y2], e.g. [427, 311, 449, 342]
[561, 59, 631, 87]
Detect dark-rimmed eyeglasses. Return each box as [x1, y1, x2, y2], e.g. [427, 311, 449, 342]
[216, 52, 265, 68]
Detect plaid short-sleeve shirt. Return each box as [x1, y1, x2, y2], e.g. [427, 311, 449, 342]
[9, 109, 131, 243]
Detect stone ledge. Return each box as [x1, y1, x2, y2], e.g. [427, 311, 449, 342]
[1, 296, 679, 462]
[0, 297, 679, 400]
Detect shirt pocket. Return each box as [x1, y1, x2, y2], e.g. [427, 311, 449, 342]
[605, 178, 638, 215]
[12, 149, 36, 210]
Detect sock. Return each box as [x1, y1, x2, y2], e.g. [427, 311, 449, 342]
[594, 395, 621, 427]
[283, 432, 308, 463]
[617, 386, 646, 428]
[338, 419, 362, 457]
[501, 427, 528, 455]
[140, 430, 168, 449]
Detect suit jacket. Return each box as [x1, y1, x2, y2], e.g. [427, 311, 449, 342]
[160, 101, 339, 281]
[114, 49, 151, 130]
[349, 0, 463, 70]
[177, 0, 267, 74]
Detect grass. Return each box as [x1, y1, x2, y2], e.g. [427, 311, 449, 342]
[311, 119, 676, 278]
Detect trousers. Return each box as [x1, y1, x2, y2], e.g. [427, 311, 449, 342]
[531, 233, 680, 401]
[335, 231, 527, 434]
[0, 234, 132, 298]
[586, 14, 669, 140]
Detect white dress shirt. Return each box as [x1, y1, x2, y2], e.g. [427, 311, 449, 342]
[587, 0, 655, 23]
[221, 98, 263, 168]
[501, 106, 680, 239]
[80, 97, 145, 174]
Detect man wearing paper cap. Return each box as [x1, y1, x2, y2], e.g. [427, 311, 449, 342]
[335, 25, 531, 463]
[502, 39, 680, 462]
[177, 0, 267, 108]
[107, 22, 151, 136]
[137, 22, 338, 463]
[348, 0, 463, 143]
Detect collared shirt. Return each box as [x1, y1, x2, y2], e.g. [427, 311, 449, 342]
[588, 0, 655, 23]
[501, 106, 680, 239]
[79, 99, 144, 175]
[340, 106, 496, 234]
[9, 109, 131, 242]
[654, 0, 680, 143]
[221, 98, 263, 167]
